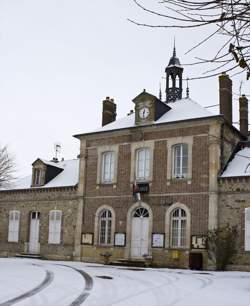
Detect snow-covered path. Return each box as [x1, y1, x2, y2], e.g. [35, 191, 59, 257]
[0, 258, 250, 306]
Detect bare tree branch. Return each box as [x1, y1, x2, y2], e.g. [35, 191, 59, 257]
[130, 0, 250, 80]
[0, 146, 15, 188]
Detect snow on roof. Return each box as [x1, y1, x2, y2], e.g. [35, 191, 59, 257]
[1, 159, 79, 191]
[93, 98, 215, 134]
[40, 159, 64, 169]
[221, 147, 250, 178]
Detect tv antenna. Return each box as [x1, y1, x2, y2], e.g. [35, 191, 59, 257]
[54, 142, 62, 161]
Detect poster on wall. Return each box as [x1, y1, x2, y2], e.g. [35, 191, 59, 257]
[82, 233, 93, 245]
[114, 233, 126, 246]
[191, 235, 207, 249]
[152, 233, 165, 248]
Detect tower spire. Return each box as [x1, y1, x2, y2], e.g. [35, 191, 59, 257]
[159, 82, 162, 101]
[165, 41, 184, 103]
[173, 37, 176, 58]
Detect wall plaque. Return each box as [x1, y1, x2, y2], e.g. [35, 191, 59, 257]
[114, 233, 126, 246]
[191, 235, 207, 249]
[152, 233, 165, 248]
[82, 233, 93, 245]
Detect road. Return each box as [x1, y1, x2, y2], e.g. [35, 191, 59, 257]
[0, 258, 250, 306]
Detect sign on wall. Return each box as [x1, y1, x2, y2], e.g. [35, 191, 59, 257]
[152, 233, 165, 248]
[114, 233, 126, 246]
[82, 233, 93, 245]
[191, 235, 207, 249]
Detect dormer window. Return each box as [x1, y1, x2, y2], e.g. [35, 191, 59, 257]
[34, 169, 42, 186]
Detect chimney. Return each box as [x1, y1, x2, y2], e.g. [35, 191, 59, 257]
[102, 97, 117, 126]
[219, 73, 232, 125]
[239, 94, 248, 137]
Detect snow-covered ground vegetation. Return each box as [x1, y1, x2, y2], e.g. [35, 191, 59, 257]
[0, 258, 250, 306]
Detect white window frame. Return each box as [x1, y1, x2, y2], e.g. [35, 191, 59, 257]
[101, 151, 115, 183]
[34, 168, 42, 185]
[8, 210, 20, 243]
[48, 210, 62, 244]
[166, 136, 193, 181]
[165, 203, 191, 249]
[135, 147, 150, 181]
[170, 208, 187, 248]
[99, 209, 112, 245]
[96, 145, 118, 185]
[172, 143, 188, 179]
[245, 208, 250, 251]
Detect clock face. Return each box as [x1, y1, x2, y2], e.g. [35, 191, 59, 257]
[139, 107, 150, 119]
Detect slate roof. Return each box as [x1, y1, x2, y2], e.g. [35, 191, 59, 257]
[1, 159, 79, 191]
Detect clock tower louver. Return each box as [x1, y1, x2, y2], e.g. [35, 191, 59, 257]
[165, 46, 184, 103]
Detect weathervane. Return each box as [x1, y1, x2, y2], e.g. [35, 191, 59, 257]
[54, 142, 62, 161]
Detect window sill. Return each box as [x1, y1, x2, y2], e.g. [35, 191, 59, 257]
[168, 177, 192, 183]
[96, 244, 113, 248]
[96, 183, 117, 189]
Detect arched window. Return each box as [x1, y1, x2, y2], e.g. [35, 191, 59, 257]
[8, 210, 20, 242]
[48, 210, 62, 244]
[136, 148, 150, 181]
[172, 143, 188, 178]
[171, 208, 187, 248]
[133, 207, 149, 218]
[99, 209, 112, 245]
[101, 151, 115, 183]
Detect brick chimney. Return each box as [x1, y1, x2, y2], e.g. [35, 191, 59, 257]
[219, 73, 232, 125]
[102, 97, 117, 126]
[239, 94, 248, 137]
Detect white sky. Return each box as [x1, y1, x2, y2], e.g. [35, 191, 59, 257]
[0, 0, 249, 177]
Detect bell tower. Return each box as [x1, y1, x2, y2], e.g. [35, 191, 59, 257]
[165, 45, 184, 102]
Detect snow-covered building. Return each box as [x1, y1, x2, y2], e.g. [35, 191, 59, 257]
[0, 48, 249, 270]
[0, 158, 81, 260]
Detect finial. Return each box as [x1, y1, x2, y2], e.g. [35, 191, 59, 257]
[159, 82, 162, 101]
[186, 78, 190, 98]
[173, 37, 176, 57]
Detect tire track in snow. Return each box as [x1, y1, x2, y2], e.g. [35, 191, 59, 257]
[103, 270, 180, 305]
[0, 268, 54, 306]
[55, 265, 93, 306]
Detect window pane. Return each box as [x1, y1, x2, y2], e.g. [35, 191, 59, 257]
[171, 208, 187, 248]
[99, 209, 112, 245]
[102, 152, 115, 183]
[136, 148, 150, 180]
[173, 144, 188, 177]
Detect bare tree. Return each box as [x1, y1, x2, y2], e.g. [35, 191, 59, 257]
[129, 0, 250, 80]
[0, 146, 15, 188]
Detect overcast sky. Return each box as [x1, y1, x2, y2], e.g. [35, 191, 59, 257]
[0, 0, 249, 177]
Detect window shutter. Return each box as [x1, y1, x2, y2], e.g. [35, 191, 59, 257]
[49, 210, 62, 244]
[8, 210, 20, 242]
[245, 208, 250, 251]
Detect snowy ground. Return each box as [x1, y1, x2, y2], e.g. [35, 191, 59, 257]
[0, 258, 250, 306]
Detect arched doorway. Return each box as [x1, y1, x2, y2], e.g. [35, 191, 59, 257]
[131, 207, 150, 258]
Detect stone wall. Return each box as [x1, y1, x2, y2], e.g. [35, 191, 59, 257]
[0, 187, 79, 260]
[219, 177, 250, 270]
